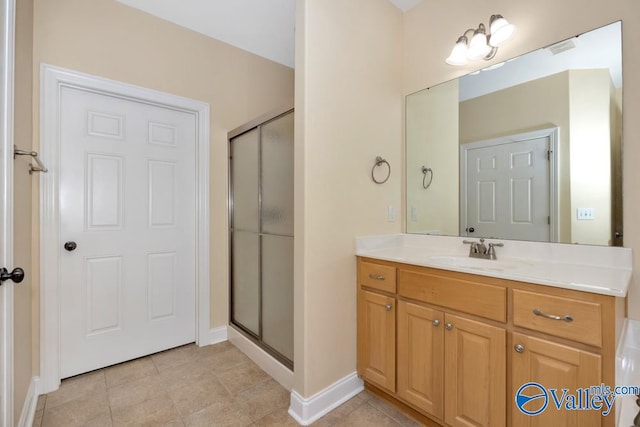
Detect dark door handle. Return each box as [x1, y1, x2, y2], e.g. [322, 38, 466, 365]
[0, 267, 25, 284]
[466, 227, 475, 233]
[64, 241, 77, 251]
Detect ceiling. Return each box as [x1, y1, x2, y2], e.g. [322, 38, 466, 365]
[115, 0, 424, 68]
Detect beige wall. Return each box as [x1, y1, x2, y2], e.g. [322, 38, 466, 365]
[406, 80, 459, 235]
[14, 0, 34, 418]
[30, 0, 294, 372]
[404, 0, 640, 318]
[294, 0, 403, 396]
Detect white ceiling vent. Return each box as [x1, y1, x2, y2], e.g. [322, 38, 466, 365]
[546, 39, 577, 55]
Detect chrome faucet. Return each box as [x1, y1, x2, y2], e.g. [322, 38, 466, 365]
[463, 238, 504, 260]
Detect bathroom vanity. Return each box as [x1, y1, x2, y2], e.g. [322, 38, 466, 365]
[355, 234, 631, 427]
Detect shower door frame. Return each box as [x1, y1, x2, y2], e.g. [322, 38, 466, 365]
[228, 105, 294, 370]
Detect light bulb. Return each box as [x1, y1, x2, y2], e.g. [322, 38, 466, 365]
[467, 28, 491, 60]
[446, 37, 469, 66]
[489, 15, 515, 47]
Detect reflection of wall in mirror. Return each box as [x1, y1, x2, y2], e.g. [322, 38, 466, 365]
[460, 69, 618, 245]
[406, 79, 458, 235]
[612, 87, 623, 245]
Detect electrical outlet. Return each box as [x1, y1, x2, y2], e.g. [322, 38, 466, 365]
[411, 206, 418, 222]
[577, 208, 595, 220]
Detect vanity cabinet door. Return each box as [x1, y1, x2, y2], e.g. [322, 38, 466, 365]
[444, 314, 506, 427]
[357, 290, 396, 393]
[397, 301, 444, 419]
[511, 332, 601, 427]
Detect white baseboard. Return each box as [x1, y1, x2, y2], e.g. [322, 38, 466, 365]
[227, 325, 294, 391]
[288, 372, 364, 425]
[199, 325, 228, 346]
[209, 325, 229, 345]
[17, 376, 40, 427]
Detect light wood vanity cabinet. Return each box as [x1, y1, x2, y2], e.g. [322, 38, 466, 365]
[511, 332, 601, 427]
[357, 260, 398, 393]
[357, 257, 623, 427]
[357, 289, 396, 393]
[444, 313, 506, 427]
[397, 301, 444, 419]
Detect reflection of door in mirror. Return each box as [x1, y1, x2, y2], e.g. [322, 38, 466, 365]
[460, 70, 615, 245]
[405, 21, 622, 246]
[460, 129, 556, 243]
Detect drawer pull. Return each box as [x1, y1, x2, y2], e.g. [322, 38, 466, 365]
[432, 319, 440, 327]
[385, 304, 392, 312]
[368, 273, 386, 281]
[533, 308, 573, 322]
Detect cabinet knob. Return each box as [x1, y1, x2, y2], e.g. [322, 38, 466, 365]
[432, 319, 440, 327]
[445, 323, 453, 330]
[514, 344, 525, 353]
[385, 304, 392, 312]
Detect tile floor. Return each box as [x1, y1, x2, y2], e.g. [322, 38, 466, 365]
[33, 341, 422, 426]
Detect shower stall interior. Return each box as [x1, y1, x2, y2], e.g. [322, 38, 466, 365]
[228, 108, 294, 369]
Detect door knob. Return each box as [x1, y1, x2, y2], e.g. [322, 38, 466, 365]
[432, 319, 440, 327]
[384, 304, 392, 312]
[445, 323, 453, 330]
[514, 344, 525, 353]
[0, 267, 25, 284]
[64, 241, 77, 251]
[466, 227, 475, 233]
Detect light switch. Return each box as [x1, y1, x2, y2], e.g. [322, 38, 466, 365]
[388, 205, 396, 222]
[577, 208, 595, 220]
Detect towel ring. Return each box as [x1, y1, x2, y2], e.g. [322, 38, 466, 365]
[421, 165, 433, 189]
[372, 156, 391, 184]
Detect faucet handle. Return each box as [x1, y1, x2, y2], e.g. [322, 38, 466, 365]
[462, 240, 478, 254]
[487, 241, 504, 260]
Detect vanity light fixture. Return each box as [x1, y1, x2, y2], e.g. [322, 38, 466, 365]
[446, 14, 516, 66]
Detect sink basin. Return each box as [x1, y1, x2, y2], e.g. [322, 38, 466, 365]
[427, 255, 530, 272]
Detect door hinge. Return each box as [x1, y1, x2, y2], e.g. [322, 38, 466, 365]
[548, 216, 550, 225]
[547, 150, 551, 161]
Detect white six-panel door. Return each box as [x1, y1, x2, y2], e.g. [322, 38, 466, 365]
[59, 86, 197, 378]
[461, 130, 555, 243]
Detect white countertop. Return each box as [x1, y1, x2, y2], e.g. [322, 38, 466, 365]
[355, 234, 632, 297]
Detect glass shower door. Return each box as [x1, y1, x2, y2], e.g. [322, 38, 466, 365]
[230, 110, 294, 367]
[231, 129, 260, 336]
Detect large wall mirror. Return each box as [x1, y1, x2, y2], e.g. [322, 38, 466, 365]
[406, 21, 622, 246]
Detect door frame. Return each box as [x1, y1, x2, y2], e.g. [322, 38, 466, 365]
[39, 64, 211, 394]
[0, 0, 15, 423]
[459, 127, 559, 242]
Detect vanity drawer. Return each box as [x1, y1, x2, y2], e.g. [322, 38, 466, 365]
[359, 262, 396, 293]
[512, 289, 602, 347]
[398, 269, 506, 322]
